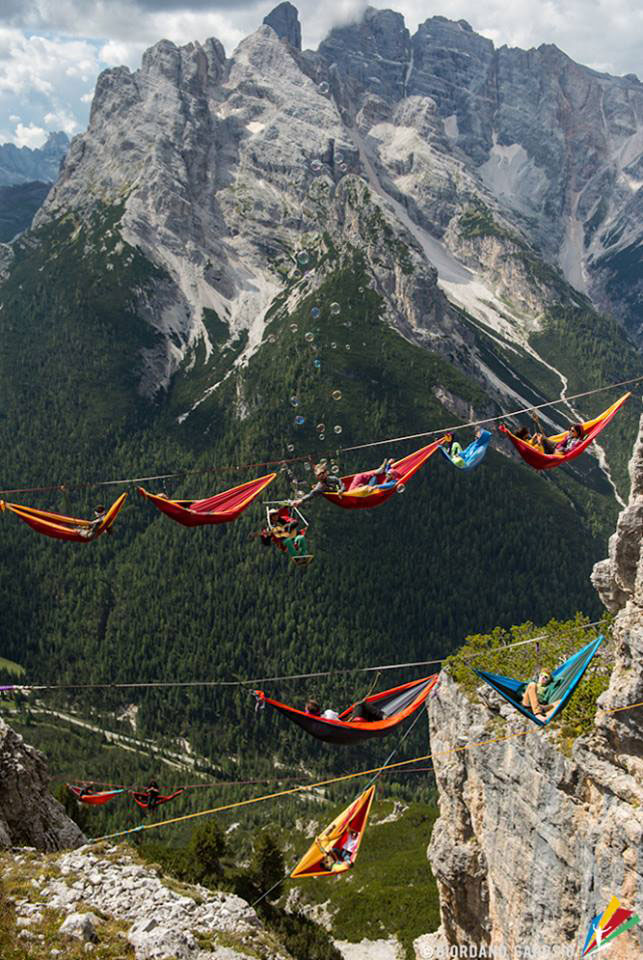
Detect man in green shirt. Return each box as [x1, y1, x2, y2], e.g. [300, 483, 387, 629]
[521, 669, 562, 722]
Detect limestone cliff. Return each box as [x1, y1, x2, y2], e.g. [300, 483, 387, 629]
[427, 415, 643, 957]
[0, 716, 85, 851]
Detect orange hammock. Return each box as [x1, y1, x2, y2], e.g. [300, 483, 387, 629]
[499, 393, 631, 470]
[0, 493, 127, 542]
[291, 785, 375, 879]
[68, 785, 125, 806]
[138, 473, 276, 526]
[322, 440, 444, 509]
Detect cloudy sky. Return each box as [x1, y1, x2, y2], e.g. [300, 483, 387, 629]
[1, 0, 640, 148]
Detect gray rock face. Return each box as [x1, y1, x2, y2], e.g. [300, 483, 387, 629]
[0, 717, 85, 851]
[59, 911, 99, 942]
[263, 2, 302, 51]
[426, 422, 643, 956]
[0, 131, 69, 186]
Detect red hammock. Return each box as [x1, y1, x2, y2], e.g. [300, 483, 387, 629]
[499, 393, 631, 470]
[68, 785, 125, 806]
[138, 473, 276, 526]
[0, 494, 128, 543]
[322, 440, 444, 510]
[131, 789, 184, 810]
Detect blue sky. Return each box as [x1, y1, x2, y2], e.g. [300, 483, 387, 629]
[1, 1, 640, 147]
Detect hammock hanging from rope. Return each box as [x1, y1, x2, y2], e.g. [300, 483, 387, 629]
[291, 785, 375, 878]
[68, 785, 125, 806]
[0, 493, 128, 542]
[138, 473, 276, 527]
[322, 440, 444, 510]
[130, 788, 184, 810]
[472, 636, 604, 726]
[440, 430, 491, 470]
[255, 675, 438, 745]
[499, 394, 630, 470]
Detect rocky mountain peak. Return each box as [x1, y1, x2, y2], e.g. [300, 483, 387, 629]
[263, 1, 302, 51]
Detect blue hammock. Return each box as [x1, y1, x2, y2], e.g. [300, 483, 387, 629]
[440, 430, 491, 470]
[472, 635, 604, 726]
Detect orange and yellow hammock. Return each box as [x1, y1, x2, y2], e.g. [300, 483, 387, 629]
[0, 493, 127, 542]
[323, 440, 444, 509]
[291, 785, 375, 879]
[138, 473, 276, 526]
[499, 393, 630, 470]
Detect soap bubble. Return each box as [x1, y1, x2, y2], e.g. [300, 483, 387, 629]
[319, 458, 328, 466]
[311, 306, 321, 319]
[344, 320, 352, 328]
[297, 251, 310, 267]
[396, 484, 406, 494]
[319, 433, 325, 440]
[304, 331, 314, 342]
[267, 334, 276, 344]
[345, 344, 351, 351]
[331, 341, 337, 349]
[290, 323, 298, 333]
[316, 423, 325, 432]
[332, 390, 342, 401]
[358, 286, 364, 293]
[311, 159, 322, 173]
[286, 443, 295, 453]
[333, 425, 342, 434]
[313, 358, 321, 369]
[290, 395, 299, 407]
[331, 465, 340, 474]
[304, 462, 311, 471]
[330, 302, 340, 316]
[339, 162, 347, 173]
[294, 415, 305, 426]
[319, 81, 329, 95]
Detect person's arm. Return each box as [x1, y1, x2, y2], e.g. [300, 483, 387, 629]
[293, 482, 322, 506]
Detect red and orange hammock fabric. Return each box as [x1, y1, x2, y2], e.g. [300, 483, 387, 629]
[291, 785, 375, 878]
[499, 393, 630, 470]
[131, 789, 184, 810]
[68, 785, 125, 806]
[255, 675, 438, 745]
[322, 440, 444, 509]
[0, 493, 128, 542]
[138, 473, 276, 526]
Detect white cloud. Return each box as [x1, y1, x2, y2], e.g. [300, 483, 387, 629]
[9, 112, 19, 121]
[13, 121, 47, 148]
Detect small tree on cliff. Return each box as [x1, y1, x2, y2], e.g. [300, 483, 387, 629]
[189, 819, 226, 883]
[250, 831, 285, 902]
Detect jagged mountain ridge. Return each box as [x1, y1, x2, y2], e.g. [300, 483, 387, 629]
[0, 131, 69, 187]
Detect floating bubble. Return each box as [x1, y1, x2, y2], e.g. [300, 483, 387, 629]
[339, 162, 348, 173]
[304, 462, 311, 471]
[304, 331, 314, 342]
[311, 159, 322, 173]
[290, 323, 298, 333]
[319, 458, 328, 466]
[331, 465, 340, 474]
[396, 483, 406, 494]
[294, 415, 305, 426]
[319, 433, 325, 440]
[330, 302, 341, 316]
[331, 341, 337, 349]
[297, 251, 310, 267]
[332, 390, 342, 401]
[333, 425, 343, 434]
[311, 306, 321, 320]
[344, 320, 352, 328]
[345, 344, 351, 351]
[290, 396, 299, 407]
[286, 443, 295, 453]
[358, 286, 364, 293]
[313, 358, 321, 369]
[267, 334, 276, 344]
[316, 423, 325, 432]
[319, 81, 330, 95]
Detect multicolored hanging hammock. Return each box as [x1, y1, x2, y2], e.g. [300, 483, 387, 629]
[255, 675, 438, 745]
[440, 430, 491, 470]
[499, 393, 630, 470]
[472, 636, 604, 726]
[0, 494, 128, 542]
[138, 473, 276, 527]
[322, 440, 443, 510]
[291, 785, 375, 878]
[68, 785, 125, 806]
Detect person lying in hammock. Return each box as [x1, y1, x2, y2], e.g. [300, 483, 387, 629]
[305, 698, 340, 720]
[292, 463, 345, 506]
[521, 669, 562, 722]
[347, 699, 384, 722]
[76, 505, 108, 540]
[323, 829, 360, 870]
[133, 779, 161, 810]
[347, 458, 401, 492]
[526, 414, 585, 456]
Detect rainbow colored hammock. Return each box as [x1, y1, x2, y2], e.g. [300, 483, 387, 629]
[499, 394, 630, 470]
[291, 786, 375, 878]
[68, 785, 125, 806]
[255, 675, 438, 745]
[0, 494, 127, 542]
[323, 441, 443, 509]
[138, 473, 276, 526]
[472, 636, 604, 726]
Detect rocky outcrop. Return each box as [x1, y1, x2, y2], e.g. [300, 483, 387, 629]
[0, 131, 68, 186]
[264, 2, 302, 51]
[1, 845, 288, 959]
[427, 418, 643, 956]
[0, 717, 85, 851]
